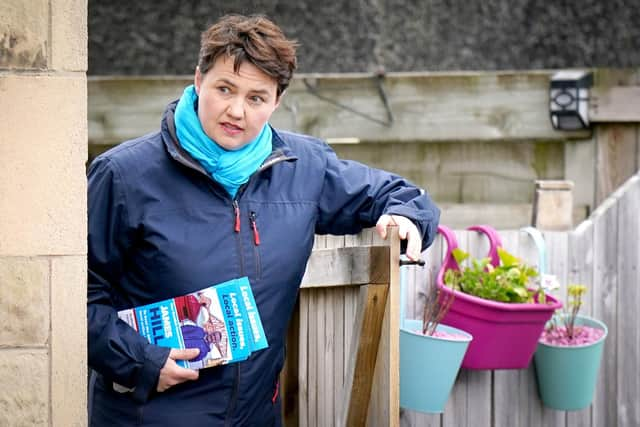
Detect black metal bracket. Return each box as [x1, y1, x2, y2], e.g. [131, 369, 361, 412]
[399, 259, 425, 267]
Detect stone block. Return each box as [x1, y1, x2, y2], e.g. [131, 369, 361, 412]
[0, 349, 49, 426]
[0, 0, 48, 70]
[0, 257, 49, 346]
[0, 75, 87, 256]
[51, 256, 86, 427]
[51, 0, 87, 71]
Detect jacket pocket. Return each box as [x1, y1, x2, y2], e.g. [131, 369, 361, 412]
[249, 211, 261, 280]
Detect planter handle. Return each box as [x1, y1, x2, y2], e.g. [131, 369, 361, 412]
[520, 226, 547, 275]
[435, 225, 461, 278]
[466, 224, 503, 267]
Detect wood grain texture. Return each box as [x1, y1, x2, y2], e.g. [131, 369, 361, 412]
[88, 72, 590, 146]
[341, 284, 389, 427]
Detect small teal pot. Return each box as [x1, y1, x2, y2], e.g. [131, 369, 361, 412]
[400, 319, 472, 413]
[534, 315, 608, 411]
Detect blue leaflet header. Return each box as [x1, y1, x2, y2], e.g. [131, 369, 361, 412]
[134, 301, 184, 351]
[217, 281, 251, 362]
[237, 277, 269, 351]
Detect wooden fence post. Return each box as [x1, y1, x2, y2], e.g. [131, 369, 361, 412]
[531, 180, 574, 230]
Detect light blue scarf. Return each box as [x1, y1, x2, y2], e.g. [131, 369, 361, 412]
[174, 85, 272, 198]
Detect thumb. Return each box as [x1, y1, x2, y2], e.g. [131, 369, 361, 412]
[169, 348, 201, 361]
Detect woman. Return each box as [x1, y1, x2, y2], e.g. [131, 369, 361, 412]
[88, 14, 439, 426]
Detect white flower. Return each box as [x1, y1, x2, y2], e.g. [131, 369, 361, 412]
[540, 274, 560, 292]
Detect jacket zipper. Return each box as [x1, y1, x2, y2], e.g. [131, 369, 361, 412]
[226, 199, 244, 427]
[249, 211, 261, 280]
[249, 211, 261, 245]
[166, 127, 296, 426]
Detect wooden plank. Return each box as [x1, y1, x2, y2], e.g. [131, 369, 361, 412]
[566, 221, 595, 427]
[589, 86, 640, 122]
[400, 408, 442, 427]
[564, 137, 596, 217]
[282, 297, 300, 427]
[367, 294, 392, 427]
[616, 176, 640, 426]
[298, 291, 310, 427]
[595, 124, 638, 205]
[316, 288, 328, 427]
[340, 284, 389, 427]
[388, 229, 401, 427]
[637, 125, 640, 172]
[308, 289, 319, 427]
[539, 231, 569, 427]
[366, 227, 400, 427]
[333, 288, 345, 425]
[591, 195, 619, 427]
[321, 236, 344, 427]
[443, 231, 470, 427]
[301, 246, 391, 288]
[87, 71, 590, 146]
[516, 229, 546, 427]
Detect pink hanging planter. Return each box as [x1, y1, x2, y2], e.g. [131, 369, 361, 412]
[436, 225, 562, 370]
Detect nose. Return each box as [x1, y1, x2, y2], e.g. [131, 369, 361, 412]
[226, 96, 244, 119]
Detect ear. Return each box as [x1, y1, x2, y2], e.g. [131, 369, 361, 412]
[194, 67, 202, 95]
[274, 89, 285, 108]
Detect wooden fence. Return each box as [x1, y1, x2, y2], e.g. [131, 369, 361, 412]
[283, 230, 401, 427]
[289, 172, 640, 427]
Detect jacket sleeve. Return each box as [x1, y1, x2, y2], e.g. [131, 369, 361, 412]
[315, 142, 440, 251]
[87, 156, 170, 403]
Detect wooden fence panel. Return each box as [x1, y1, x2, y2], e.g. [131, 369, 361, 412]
[442, 230, 470, 427]
[566, 221, 595, 427]
[591, 196, 619, 427]
[616, 176, 640, 426]
[293, 175, 640, 426]
[539, 231, 570, 427]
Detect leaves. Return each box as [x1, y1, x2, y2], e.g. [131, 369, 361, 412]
[443, 247, 540, 303]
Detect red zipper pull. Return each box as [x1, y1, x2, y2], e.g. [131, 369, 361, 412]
[233, 201, 241, 233]
[249, 211, 260, 245]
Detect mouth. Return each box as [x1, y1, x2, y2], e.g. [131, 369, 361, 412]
[220, 122, 244, 135]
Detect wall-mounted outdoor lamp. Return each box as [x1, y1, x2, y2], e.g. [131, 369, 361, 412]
[549, 70, 593, 130]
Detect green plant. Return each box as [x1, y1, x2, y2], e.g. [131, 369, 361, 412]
[443, 246, 543, 303]
[547, 284, 587, 340]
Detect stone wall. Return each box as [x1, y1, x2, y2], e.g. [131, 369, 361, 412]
[88, 0, 640, 75]
[0, 1, 87, 426]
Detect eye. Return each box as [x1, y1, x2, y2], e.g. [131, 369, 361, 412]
[249, 95, 265, 105]
[217, 86, 231, 94]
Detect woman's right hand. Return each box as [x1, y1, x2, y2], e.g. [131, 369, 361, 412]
[156, 348, 200, 392]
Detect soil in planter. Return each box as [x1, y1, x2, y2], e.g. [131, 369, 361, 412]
[539, 326, 605, 346]
[412, 329, 469, 341]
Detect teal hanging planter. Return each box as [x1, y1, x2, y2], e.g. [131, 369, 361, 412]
[400, 319, 472, 413]
[534, 315, 608, 411]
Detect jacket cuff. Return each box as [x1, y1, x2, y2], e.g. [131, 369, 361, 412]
[131, 345, 171, 403]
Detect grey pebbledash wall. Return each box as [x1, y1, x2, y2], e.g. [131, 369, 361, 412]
[89, 0, 640, 75]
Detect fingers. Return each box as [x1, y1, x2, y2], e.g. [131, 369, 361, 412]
[169, 348, 201, 360]
[375, 214, 395, 240]
[377, 215, 422, 261]
[157, 349, 201, 392]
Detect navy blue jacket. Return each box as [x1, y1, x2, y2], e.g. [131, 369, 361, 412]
[88, 101, 440, 426]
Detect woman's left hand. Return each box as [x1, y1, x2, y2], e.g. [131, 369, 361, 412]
[375, 214, 421, 261]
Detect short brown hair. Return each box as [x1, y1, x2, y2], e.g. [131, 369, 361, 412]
[198, 14, 298, 97]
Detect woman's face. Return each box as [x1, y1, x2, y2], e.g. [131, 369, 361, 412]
[194, 56, 281, 151]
